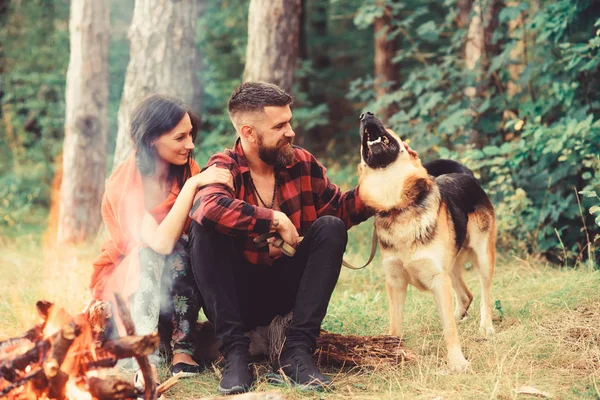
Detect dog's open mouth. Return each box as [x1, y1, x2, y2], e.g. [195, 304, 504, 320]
[360, 112, 400, 169]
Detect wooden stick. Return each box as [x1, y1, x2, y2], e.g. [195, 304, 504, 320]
[87, 376, 142, 400]
[156, 374, 180, 396]
[113, 293, 157, 400]
[0, 369, 44, 397]
[103, 333, 160, 359]
[43, 320, 81, 400]
[84, 357, 118, 370]
[0, 301, 53, 355]
[315, 332, 415, 367]
[0, 336, 52, 381]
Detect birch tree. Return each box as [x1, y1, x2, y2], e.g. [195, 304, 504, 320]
[112, 0, 202, 168]
[58, 0, 109, 243]
[243, 0, 301, 94]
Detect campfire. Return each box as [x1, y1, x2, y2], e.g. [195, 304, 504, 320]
[0, 295, 176, 400]
[1, 293, 415, 400]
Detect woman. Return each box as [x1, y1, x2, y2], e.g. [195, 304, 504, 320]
[90, 94, 232, 382]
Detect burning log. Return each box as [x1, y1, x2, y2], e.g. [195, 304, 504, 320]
[114, 293, 158, 400]
[104, 333, 160, 359]
[0, 299, 170, 400]
[0, 301, 53, 357]
[84, 357, 118, 371]
[85, 300, 111, 345]
[0, 336, 51, 381]
[0, 368, 44, 397]
[87, 376, 141, 400]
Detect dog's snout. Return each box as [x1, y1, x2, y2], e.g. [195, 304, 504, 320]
[360, 111, 374, 122]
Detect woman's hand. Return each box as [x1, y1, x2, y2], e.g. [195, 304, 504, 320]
[192, 164, 234, 190]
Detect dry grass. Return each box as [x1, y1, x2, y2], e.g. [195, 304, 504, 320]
[1, 232, 599, 400]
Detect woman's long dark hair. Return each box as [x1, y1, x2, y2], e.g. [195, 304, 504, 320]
[130, 94, 200, 190]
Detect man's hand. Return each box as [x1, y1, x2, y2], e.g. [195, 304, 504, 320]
[403, 142, 418, 158]
[272, 210, 299, 246]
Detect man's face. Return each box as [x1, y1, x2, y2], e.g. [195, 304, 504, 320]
[253, 105, 296, 167]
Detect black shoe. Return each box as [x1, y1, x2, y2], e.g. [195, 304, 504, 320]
[217, 350, 254, 395]
[170, 362, 203, 378]
[271, 345, 333, 391]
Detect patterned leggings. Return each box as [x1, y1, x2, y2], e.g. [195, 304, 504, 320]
[129, 235, 201, 361]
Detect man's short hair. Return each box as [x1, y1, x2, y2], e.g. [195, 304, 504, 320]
[228, 82, 293, 123]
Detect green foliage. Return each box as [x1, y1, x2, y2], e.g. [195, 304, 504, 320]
[0, 0, 69, 227]
[0, 170, 49, 229]
[349, 0, 600, 263]
[2, 0, 599, 264]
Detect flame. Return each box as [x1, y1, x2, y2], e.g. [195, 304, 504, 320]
[65, 380, 92, 400]
[43, 306, 73, 338]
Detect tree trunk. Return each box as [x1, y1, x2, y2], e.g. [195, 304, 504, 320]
[506, 1, 525, 98]
[243, 0, 301, 94]
[457, 0, 473, 29]
[112, 0, 202, 169]
[464, 0, 504, 145]
[374, 3, 399, 124]
[58, 0, 109, 244]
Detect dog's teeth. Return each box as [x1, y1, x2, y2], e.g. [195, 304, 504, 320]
[367, 137, 382, 146]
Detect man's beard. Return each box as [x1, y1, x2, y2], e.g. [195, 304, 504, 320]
[257, 134, 295, 167]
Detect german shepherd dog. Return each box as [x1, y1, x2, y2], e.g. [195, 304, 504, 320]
[357, 112, 496, 372]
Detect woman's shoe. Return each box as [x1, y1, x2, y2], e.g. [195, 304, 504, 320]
[170, 362, 203, 378]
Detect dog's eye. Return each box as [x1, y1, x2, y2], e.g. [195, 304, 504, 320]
[359, 113, 365, 121]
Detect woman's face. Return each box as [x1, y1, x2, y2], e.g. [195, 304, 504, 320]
[153, 113, 195, 166]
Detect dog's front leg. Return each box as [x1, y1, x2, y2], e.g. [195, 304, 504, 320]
[383, 256, 408, 337]
[430, 273, 469, 372]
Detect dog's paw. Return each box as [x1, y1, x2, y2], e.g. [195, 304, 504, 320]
[479, 324, 495, 336]
[447, 357, 470, 373]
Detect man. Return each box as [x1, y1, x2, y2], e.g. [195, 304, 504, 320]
[189, 82, 398, 395]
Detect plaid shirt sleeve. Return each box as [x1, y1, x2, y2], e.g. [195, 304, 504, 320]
[189, 153, 274, 236]
[310, 155, 375, 229]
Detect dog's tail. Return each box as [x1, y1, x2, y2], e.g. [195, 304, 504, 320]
[423, 159, 474, 178]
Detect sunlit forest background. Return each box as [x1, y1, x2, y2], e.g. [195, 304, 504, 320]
[1, 1, 600, 398]
[1, 0, 599, 265]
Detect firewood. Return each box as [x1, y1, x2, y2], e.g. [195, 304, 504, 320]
[104, 333, 160, 359]
[0, 368, 44, 397]
[46, 369, 68, 400]
[0, 336, 51, 381]
[85, 300, 111, 344]
[193, 318, 415, 369]
[315, 332, 415, 367]
[114, 293, 157, 400]
[0, 301, 53, 357]
[87, 376, 142, 400]
[84, 357, 118, 371]
[42, 321, 82, 400]
[194, 392, 286, 400]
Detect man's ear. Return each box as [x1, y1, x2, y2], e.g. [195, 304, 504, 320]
[240, 124, 255, 143]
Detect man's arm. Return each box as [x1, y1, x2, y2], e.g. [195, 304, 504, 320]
[189, 154, 275, 236]
[312, 156, 375, 229]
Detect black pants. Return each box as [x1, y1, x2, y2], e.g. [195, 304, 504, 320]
[188, 216, 347, 355]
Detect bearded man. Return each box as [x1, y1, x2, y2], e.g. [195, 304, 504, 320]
[188, 82, 374, 394]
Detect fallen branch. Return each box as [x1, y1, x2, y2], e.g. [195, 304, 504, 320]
[104, 333, 160, 359]
[114, 293, 157, 400]
[87, 376, 142, 400]
[315, 332, 415, 367]
[0, 368, 44, 397]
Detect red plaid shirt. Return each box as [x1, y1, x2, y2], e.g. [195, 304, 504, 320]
[190, 138, 372, 265]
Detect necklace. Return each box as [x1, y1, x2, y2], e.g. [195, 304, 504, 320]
[249, 174, 278, 209]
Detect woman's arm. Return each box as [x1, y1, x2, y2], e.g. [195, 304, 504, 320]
[141, 164, 233, 255]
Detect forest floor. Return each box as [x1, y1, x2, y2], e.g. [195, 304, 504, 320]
[1, 223, 599, 400]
